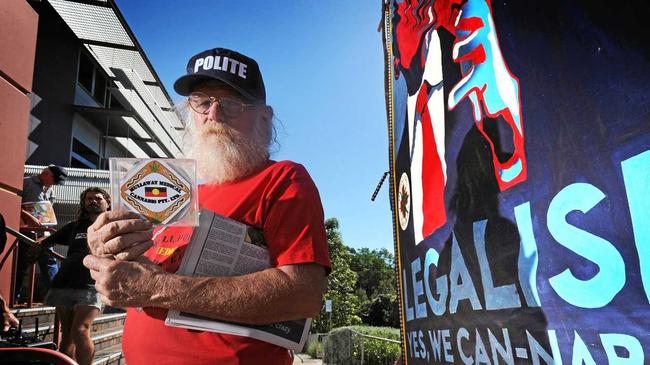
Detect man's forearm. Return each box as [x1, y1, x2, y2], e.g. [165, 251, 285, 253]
[86, 254, 328, 326]
[149, 264, 325, 325]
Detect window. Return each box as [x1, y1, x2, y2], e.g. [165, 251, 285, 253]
[109, 91, 125, 110]
[71, 138, 100, 169]
[93, 72, 107, 105]
[78, 52, 94, 93]
[76, 51, 108, 106]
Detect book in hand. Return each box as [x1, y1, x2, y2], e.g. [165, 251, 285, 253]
[165, 210, 312, 351]
[22, 201, 57, 226]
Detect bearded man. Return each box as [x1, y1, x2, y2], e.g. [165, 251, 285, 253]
[41, 187, 110, 365]
[82, 48, 331, 365]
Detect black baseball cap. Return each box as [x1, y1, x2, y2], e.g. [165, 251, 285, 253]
[174, 47, 266, 104]
[47, 165, 68, 185]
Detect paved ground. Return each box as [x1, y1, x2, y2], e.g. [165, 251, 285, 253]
[293, 353, 323, 364]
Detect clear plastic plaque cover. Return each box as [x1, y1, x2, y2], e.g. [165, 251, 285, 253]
[109, 158, 199, 226]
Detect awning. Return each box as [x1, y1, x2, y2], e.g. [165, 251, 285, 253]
[47, 0, 184, 157]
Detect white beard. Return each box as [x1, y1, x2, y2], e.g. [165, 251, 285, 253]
[184, 117, 271, 184]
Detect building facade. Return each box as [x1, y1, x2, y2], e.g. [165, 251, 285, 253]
[1, 0, 184, 299]
[27, 0, 184, 168]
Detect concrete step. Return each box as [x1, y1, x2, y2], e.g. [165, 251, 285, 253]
[12, 305, 56, 330]
[8, 305, 127, 365]
[91, 328, 123, 354]
[11, 306, 125, 329]
[10, 306, 126, 343]
[10, 306, 56, 343]
[91, 313, 126, 334]
[92, 343, 125, 365]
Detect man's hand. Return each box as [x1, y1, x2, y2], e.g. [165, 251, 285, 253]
[2, 310, 19, 332]
[20, 210, 41, 229]
[83, 255, 165, 308]
[1, 295, 19, 332]
[87, 210, 154, 261]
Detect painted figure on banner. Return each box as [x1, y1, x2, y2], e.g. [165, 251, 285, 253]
[392, 0, 526, 245]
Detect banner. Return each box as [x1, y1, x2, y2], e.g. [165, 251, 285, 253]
[384, 1, 650, 364]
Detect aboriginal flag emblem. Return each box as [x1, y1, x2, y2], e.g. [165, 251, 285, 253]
[145, 187, 167, 197]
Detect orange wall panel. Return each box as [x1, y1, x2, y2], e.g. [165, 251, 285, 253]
[0, 0, 38, 89]
[0, 79, 30, 191]
[0, 0, 36, 299]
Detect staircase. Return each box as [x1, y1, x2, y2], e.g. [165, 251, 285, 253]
[10, 305, 126, 365]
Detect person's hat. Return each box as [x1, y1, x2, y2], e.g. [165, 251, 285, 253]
[47, 165, 68, 185]
[174, 47, 266, 104]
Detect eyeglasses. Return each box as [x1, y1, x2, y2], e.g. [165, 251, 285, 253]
[187, 91, 254, 118]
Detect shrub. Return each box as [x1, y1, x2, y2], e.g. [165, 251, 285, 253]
[305, 340, 324, 358]
[324, 326, 401, 365]
[351, 326, 400, 364]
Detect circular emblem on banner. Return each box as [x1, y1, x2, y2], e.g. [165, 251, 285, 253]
[398, 172, 411, 230]
[119, 160, 192, 224]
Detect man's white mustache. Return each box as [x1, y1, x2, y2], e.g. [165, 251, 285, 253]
[200, 124, 236, 137]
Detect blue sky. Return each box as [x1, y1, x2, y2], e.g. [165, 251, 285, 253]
[115, 0, 394, 252]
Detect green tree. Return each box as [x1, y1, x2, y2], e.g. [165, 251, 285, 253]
[349, 247, 397, 298]
[312, 218, 361, 333]
[367, 293, 400, 327]
[348, 247, 399, 327]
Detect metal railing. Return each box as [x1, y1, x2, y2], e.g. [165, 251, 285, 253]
[323, 328, 401, 365]
[1, 224, 64, 347]
[1, 225, 63, 308]
[356, 332, 401, 365]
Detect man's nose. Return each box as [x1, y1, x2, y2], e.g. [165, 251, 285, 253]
[206, 100, 223, 123]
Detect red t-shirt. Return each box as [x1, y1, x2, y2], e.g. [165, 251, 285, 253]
[122, 160, 331, 365]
